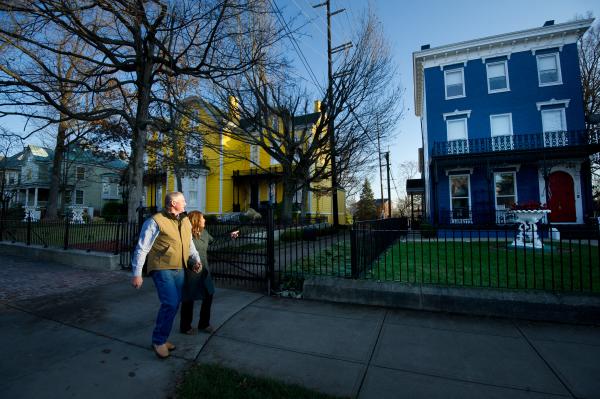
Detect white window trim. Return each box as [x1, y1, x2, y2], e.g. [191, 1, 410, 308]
[486, 60, 510, 94]
[541, 108, 567, 133]
[438, 60, 468, 70]
[531, 45, 564, 55]
[446, 117, 469, 141]
[481, 52, 512, 63]
[489, 113, 513, 136]
[449, 174, 471, 223]
[536, 98, 570, 111]
[75, 189, 84, 205]
[537, 53, 563, 87]
[76, 166, 85, 180]
[444, 68, 465, 100]
[443, 109, 471, 120]
[493, 171, 518, 211]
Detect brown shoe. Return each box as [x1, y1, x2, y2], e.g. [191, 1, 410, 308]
[181, 328, 196, 335]
[165, 342, 176, 351]
[152, 343, 170, 359]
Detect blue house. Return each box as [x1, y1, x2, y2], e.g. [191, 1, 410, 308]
[412, 19, 600, 227]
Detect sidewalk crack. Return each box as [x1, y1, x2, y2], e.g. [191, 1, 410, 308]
[355, 308, 388, 398]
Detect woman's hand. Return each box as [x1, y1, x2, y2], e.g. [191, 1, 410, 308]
[192, 261, 203, 273]
[230, 230, 240, 239]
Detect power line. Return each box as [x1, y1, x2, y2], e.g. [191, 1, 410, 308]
[269, 0, 324, 91]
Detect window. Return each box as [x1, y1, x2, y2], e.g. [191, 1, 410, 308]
[541, 108, 568, 147]
[444, 68, 465, 99]
[494, 172, 517, 209]
[249, 145, 259, 165]
[541, 108, 566, 132]
[447, 118, 467, 141]
[187, 191, 197, 207]
[76, 167, 85, 180]
[486, 61, 509, 92]
[450, 175, 471, 222]
[271, 140, 280, 166]
[537, 53, 562, 86]
[446, 117, 469, 154]
[271, 115, 279, 132]
[490, 113, 513, 150]
[75, 190, 84, 205]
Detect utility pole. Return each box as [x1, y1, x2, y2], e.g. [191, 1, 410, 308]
[376, 116, 384, 218]
[385, 151, 392, 218]
[313, 0, 351, 227]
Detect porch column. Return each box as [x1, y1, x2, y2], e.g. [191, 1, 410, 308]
[25, 189, 29, 206]
[34, 188, 39, 207]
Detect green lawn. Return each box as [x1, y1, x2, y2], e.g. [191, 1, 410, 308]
[288, 240, 353, 277]
[176, 363, 348, 399]
[293, 239, 600, 293]
[369, 240, 600, 293]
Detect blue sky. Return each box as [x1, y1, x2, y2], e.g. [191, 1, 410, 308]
[284, 0, 600, 199]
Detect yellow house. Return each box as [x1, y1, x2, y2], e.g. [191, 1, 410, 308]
[143, 98, 346, 224]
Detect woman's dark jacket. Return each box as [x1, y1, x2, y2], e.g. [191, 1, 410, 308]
[182, 230, 215, 301]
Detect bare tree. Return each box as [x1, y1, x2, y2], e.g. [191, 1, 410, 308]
[579, 18, 600, 210]
[206, 9, 403, 222]
[0, 127, 21, 217]
[0, 0, 280, 221]
[393, 160, 419, 217]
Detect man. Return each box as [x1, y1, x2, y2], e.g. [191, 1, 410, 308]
[131, 192, 202, 359]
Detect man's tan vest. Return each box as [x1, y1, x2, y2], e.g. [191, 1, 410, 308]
[146, 211, 192, 273]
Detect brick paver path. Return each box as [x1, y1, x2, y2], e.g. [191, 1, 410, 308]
[0, 255, 126, 303]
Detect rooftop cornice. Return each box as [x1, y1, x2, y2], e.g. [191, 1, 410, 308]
[413, 19, 592, 60]
[413, 19, 594, 117]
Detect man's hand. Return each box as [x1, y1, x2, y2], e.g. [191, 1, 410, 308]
[230, 230, 240, 239]
[192, 261, 203, 273]
[131, 276, 143, 289]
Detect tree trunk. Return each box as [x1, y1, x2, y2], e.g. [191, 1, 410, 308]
[45, 120, 68, 219]
[280, 178, 296, 224]
[127, 50, 154, 222]
[300, 184, 309, 220]
[127, 126, 147, 222]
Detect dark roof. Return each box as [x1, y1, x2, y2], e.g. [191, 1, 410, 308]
[4, 144, 127, 170]
[238, 111, 320, 131]
[406, 178, 425, 193]
[374, 198, 389, 206]
[294, 112, 320, 126]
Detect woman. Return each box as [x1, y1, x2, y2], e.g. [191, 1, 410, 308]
[180, 211, 216, 335]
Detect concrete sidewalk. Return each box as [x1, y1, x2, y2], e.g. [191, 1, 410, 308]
[1, 255, 599, 398]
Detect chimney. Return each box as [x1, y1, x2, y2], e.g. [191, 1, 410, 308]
[314, 100, 322, 113]
[420, 44, 430, 50]
[543, 20, 555, 27]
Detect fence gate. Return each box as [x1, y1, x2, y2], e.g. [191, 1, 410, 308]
[207, 214, 274, 293]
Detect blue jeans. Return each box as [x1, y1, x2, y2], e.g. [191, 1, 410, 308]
[151, 269, 184, 345]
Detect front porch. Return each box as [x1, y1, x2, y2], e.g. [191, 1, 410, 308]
[429, 129, 599, 228]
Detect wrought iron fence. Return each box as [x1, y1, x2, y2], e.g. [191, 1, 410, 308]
[2, 212, 599, 294]
[0, 216, 130, 253]
[432, 129, 599, 156]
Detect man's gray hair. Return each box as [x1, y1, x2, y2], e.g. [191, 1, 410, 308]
[165, 191, 184, 208]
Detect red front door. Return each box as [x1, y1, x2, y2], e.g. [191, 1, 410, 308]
[548, 171, 576, 223]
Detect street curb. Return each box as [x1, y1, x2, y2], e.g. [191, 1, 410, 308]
[303, 276, 600, 325]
